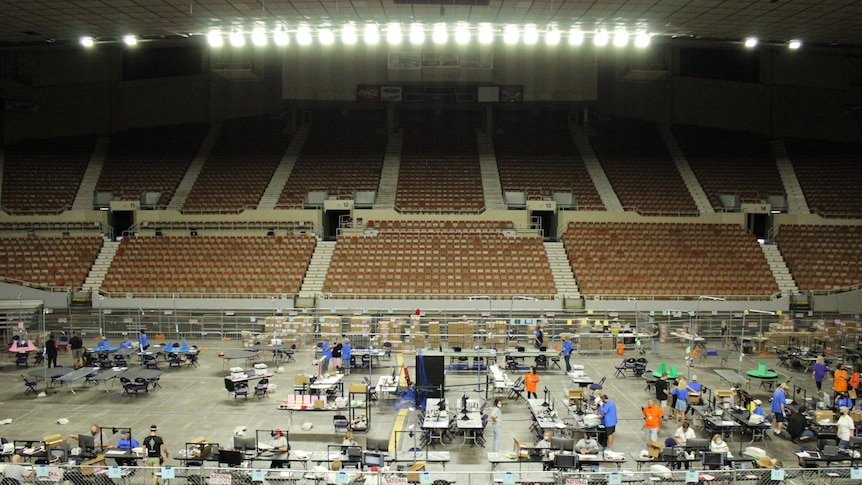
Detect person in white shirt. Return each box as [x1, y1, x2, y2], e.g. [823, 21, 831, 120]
[3, 455, 33, 483]
[709, 434, 732, 456]
[488, 399, 503, 452]
[837, 406, 856, 448]
[674, 422, 697, 447]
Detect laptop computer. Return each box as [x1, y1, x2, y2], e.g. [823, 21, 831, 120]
[823, 445, 840, 456]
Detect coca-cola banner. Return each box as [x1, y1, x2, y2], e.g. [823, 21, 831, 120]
[356, 85, 380, 102]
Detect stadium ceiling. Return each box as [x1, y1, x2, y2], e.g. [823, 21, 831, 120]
[0, 0, 861, 49]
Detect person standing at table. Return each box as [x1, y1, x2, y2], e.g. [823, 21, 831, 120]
[720, 321, 729, 348]
[672, 378, 689, 424]
[139, 331, 149, 351]
[342, 339, 352, 375]
[321, 338, 332, 374]
[45, 334, 59, 368]
[643, 398, 664, 443]
[772, 383, 789, 436]
[834, 363, 851, 399]
[600, 395, 618, 451]
[562, 335, 573, 373]
[813, 356, 828, 391]
[525, 366, 540, 400]
[142, 425, 168, 485]
[534, 327, 544, 349]
[331, 338, 343, 374]
[655, 372, 670, 419]
[69, 331, 85, 369]
[838, 406, 856, 448]
[489, 398, 503, 452]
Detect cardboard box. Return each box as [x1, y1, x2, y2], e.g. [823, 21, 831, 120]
[850, 410, 862, 423]
[815, 410, 835, 423]
[648, 439, 663, 458]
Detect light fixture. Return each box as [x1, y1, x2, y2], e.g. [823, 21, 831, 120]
[523, 25, 538, 45]
[744, 37, 758, 48]
[613, 29, 628, 47]
[123, 35, 137, 46]
[273, 28, 289, 46]
[342, 25, 357, 45]
[319, 28, 334, 45]
[297, 25, 312, 45]
[788, 39, 802, 49]
[410, 23, 425, 45]
[229, 29, 245, 47]
[251, 27, 267, 46]
[364, 24, 380, 44]
[634, 32, 650, 48]
[545, 29, 561, 45]
[80, 36, 95, 47]
[455, 23, 470, 44]
[478, 24, 494, 44]
[386, 23, 402, 45]
[503, 25, 519, 44]
[568, 28, 584, 46]
[594, 29, 609, 46]
[206, 30, 223, 47]
[433, 23, 447, 44]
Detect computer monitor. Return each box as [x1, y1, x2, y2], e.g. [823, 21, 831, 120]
[437, 399, 446, 412]
[78, 434, 95, 453]
[362, 452, 384, 468]
[685, 438, 710, 452]
[702, 452, 725, 467]
[365, 437, 389, 452]
[550, 437, 574, 452]
[218, 450, 244, 467]
[233, 436, 256, 452]
[554, 453, 578, 469]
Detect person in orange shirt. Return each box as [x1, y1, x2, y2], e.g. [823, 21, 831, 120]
[525, 366, 540, 399]
[643, 398, 664, 443]
[834, 364, 851, 399]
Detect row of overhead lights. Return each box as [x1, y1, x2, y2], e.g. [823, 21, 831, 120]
[77, 26, 803, 50]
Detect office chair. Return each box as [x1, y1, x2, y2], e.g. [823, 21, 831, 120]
[186, 353, 200, 367]
[254, 378, 270, 398]
[113, 354, 127, 367]
[233, 381, 249, 400]
[33, 353, 44, 366]
[15, 353, 28, 367]
[168, 354, 183, 368]
[333, 414, 350, 434]
[23, 376, 38, 395]
[143, 354, 160, 370]
[590, 376, 606, 392]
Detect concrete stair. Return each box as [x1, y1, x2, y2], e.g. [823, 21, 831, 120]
[168, 125, 222, 211]
[72, 137, 111, 210]
[82, 238, 121, 294]
[659, 126, 713, 214]
[374, 133, 403, 209]
[298, 240, 335, 300]
[544, 241, 580, 301]
[569, 128, 623, 211]
[761, 242, 798, 296]
[477, 132, 505, 210]
[258, 127, 308, 210]
[772, 140, 810, 214]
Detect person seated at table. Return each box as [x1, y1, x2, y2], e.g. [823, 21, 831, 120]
[674, 422, 697, 447]
[750, 399, 766, 418]
[575, 434, 601, 454]
[709, 434, 732, 457]
[114, 430, 140, 466]
[266, 428, 290, 468]
[836, 393, 854, 412]
[96, 336, 110, 350]
[3, 454, 33, 483]
[120, 337, 133, 349]
[341, 432, 359, 453]
[321, 459, 363, 484]
[787, 407, 815, 443]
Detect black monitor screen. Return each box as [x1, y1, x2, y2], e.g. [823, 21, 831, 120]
[234, 436, 256, 451]
[554, 454, 578, 469]
[78, 434, 95, 452]
[686, 439, 709, 452]
[362, 452, 384, 468]
[702, 452, 725, 466]
[218, 450, 244, 467]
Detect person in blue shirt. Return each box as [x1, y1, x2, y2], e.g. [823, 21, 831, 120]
[120, 337, 133, 349]
[772, 383, 789, 436]
[562, 336, 573, 372]
[321, 339, 332, 373]
[342, 339, 352, 376]
[673, 379, 690, 423]
[751, 399, 766, 416]
[114, 430, 140, 466]
[139, 332, 149, 350]
[535, 327, 544, 349]
[600, 395, 618, 451]
[836, 393, 854, 411]
[686, 375, 703, 409]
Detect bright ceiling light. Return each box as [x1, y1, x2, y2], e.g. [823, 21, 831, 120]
[545, 29, 561, 45]
[386, 23, 402, 45]
[744, 37, 758, 48]
[455, 23, 470, 44]
[478, 24, 494, 44]
[594, 29, 609, 46]
[788, 39, 802, 49]
[297, 25, 312, 45]
[80, 36, 95, 47]
[342, 25, 357, 45]
[410, 23, 425, 45]
[364, 24, 380, 44]
[206, 30, 223, 47]
[229, 30, 245, 47]
[433, 23, 448, 44]
[634, 32, 650, 48]
[613, 29, 628, 47]
[503, 25, 519, 44]
[123, 35, 137, 46]
[319, 28, 334, 45]
[273, 28, 289, 46]
[251, 27, 267, 46]
[523, 25, 538, 44]
[568, 28, 583, 46]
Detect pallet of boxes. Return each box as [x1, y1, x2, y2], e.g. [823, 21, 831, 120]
[486, 321, 507, 351]
[407, 314, 425, 350]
